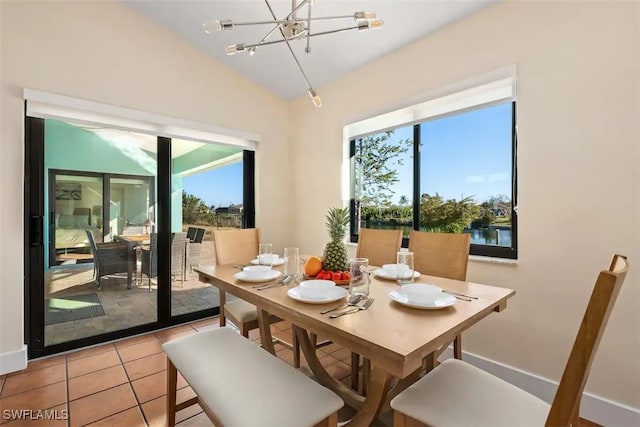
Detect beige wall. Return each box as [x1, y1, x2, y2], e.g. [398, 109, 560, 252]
[0, 1, 290, 355]
[289, 1, 639, 408]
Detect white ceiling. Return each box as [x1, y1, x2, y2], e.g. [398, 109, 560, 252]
[125, 0, 499, 100]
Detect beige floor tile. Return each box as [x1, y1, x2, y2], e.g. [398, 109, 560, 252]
[85, 407, 146, 427]
[68, 383, 137, 427]
[1, 365, 66, 397]
[116, 338, 163, 363]
[124, 352, 166, 381]
[68, 365, 128, 401]
[67, 349, 121, 378]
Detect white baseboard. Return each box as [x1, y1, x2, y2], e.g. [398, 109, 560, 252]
[0, 345, 28, 375]
[440, 349, 640, 427]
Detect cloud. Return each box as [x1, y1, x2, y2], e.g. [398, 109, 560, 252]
[488, 173, 508, 182]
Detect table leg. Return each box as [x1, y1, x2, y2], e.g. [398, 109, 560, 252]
[257, 308, 276, 355]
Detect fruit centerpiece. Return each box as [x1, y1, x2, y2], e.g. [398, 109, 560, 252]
[303, 207, 351, 285]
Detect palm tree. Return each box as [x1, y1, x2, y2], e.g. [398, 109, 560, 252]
[398, 195, 409, 206]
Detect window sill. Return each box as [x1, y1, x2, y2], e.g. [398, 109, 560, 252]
[469, 255, 517, 266]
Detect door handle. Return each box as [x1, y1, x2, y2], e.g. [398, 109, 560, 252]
[31, 215, 44, 246]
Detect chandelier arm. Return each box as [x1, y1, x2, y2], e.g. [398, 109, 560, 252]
[264, 0, 314, 92]
[242, 24, 362, 50]
[305, 0, 312, 53]
[231, 15, 363, 26]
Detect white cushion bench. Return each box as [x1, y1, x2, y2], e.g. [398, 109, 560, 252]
[162, 327, 344, 427]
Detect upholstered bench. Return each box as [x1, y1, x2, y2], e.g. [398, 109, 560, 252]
[162, 327, 344, 427]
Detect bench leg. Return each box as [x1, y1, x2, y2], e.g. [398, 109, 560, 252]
[219, 291, 226, 327]
[453, 334, 462, 359]
[166, 357, 177, 427]
[293, 331, 301, 368]
[313, 412, 338, 427]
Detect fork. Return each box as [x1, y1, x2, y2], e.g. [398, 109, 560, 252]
[443, 289, 478, 300]
[255, 275, 293, 290]
[320, 294, 363, 314]
[329, 298, 375, 318]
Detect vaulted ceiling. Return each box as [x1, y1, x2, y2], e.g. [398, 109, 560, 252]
[126, 1, 498, 100]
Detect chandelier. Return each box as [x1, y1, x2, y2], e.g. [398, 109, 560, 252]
[203, 0, 383, 108]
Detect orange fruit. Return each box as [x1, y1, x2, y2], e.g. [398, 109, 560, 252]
[304, 256, 323, 277]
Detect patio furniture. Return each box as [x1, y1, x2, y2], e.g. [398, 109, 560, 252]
[409, 230, 470, 360]
[194, 263, 515, 427]
[85, 229, 129, 290]
[186, 227, 205, 273]
[162, 327, 343, 427]
[390, 254, 629, 427]
[139, 232, 188, 289]
[186, 226, 197, 241]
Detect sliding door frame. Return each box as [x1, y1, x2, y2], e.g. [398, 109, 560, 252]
[25, 117, 254, 358]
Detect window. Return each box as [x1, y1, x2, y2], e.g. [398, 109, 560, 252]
[350, 96, 517, 259]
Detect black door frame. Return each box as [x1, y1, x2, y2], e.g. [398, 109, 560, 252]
[25, 116, 254, 358]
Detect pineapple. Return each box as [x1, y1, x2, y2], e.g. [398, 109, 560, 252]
[322, 207, 350, 272]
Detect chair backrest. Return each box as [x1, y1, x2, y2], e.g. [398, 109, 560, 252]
[408, 230, 470, 280]
[187, 227, 198, 241]
[213, 228, 260, 265]
[356, 228, 403, 267]
[193, 228, 206, 244]
[546, 254, 629, 426]
[85, 229, 99, 258]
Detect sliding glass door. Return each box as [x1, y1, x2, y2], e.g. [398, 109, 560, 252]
[25, 116, 254, 358]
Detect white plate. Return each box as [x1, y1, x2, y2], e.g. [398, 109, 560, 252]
[389, 289, 456, 309]
[287, 286, 348, 304]
[233, 270, 282, 283]
[373, 269, 421, 281]
[250, 258, 285, 266]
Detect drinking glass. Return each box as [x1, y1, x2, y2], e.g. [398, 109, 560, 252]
[258, 243, 273, 267]
[283, 247, 300, 279]
[396, 251, 414, 285]
[349, 258, 370, 298]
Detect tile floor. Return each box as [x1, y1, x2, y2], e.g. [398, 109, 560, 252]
[0, 317, 603, 427]
[45, 243, 220, 345]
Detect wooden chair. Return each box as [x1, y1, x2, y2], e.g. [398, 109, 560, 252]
[212, 228, 286, 343]
[391, 254, 629, 427]
[352, 228, 403, 391]
[357, 228, 404, 268]
[409, 230, 470, 360]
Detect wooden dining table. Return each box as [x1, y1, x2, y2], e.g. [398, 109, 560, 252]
[195, 264, 515, 427]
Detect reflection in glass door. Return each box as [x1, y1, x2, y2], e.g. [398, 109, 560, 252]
[50, 173, 103, 267]
[43, 119, 158, 347]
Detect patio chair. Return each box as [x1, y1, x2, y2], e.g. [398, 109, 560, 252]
[85, 229, 129, 290]
[186, 228, 205, 273]
[390, 254, 629, 427]
[186, 227, 198, 241]
[213, 228, 285, 339]
[140, 232, 188, 290]
[409, 230, 470, 360]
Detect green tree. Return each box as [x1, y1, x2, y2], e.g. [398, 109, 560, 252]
[182, 191, 215, 225]
[354, 131, 412, 228]
[419, 193, 480, 233]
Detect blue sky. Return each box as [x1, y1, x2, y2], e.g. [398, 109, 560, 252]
[182, 102, 512, 208]
[183, 161, 243, 207]
[381, 102, 512, 204]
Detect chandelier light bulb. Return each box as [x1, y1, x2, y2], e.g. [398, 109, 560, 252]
[368, 19, 384, 29]
[308, 89, 322, 108]
[248, 47, 257, 56]
[225, 43, 246, 55]
[203, 19, 233, 33]
[354, 11, 376, 20]
[358, 19, 384, 30]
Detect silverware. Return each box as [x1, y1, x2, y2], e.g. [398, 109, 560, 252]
[443, 289, 478, 300]
[320, 294, 362, 315]
[234, 264, 249, 270]
[450, 294, 472, 302]
[255, 274, 293, 290]
[329, 298, 375, 318]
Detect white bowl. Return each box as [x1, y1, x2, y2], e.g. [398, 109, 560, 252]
[258, 254, 278, 265]
[401, 283, 442, 304]
[243, 265, 272, 279]
[299, 279, 336, 299]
